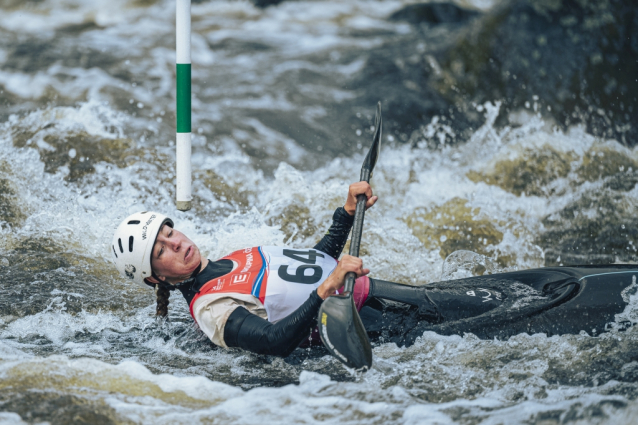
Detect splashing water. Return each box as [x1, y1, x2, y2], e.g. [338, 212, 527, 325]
[2, 0, 638, 423]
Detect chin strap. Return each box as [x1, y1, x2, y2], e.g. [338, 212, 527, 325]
[152, 262, 203, 291]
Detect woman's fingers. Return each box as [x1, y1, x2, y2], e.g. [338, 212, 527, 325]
[351, 181, 372, 198]
[339, 255, 368, 277]
[317, 256, 368, 299]
[345, 182, 377, 215]
[365, 195, 378, 210]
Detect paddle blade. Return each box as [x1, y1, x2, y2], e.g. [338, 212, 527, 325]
[317, 294, 373, 370]
[362, 101, 382, 175]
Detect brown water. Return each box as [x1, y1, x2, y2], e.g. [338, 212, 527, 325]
[1, 0, 638, 424]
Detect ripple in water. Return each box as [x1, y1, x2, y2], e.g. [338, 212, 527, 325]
[2, 0, 638, 423]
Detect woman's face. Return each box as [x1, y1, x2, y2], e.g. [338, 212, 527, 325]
[151, 224, 202, 284]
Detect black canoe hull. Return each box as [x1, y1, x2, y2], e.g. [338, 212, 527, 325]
[372, 265, 638, 345]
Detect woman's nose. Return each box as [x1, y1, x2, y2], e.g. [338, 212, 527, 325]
[169, 238, 181, 251]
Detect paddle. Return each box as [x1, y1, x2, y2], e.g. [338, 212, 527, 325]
[317, 102, 382, 371]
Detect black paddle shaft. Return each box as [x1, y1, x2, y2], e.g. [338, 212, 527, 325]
[343, 102, 381, 293]
[343, 170, 371, 293]
[316, 102, 381, 371]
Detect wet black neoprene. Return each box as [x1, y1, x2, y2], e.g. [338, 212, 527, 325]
[312, 206, 355, 259]
[224, 290, 323, 356]
[367, 278, 441, 321]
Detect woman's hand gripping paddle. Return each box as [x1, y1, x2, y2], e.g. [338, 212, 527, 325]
[317, 102, 382, 371]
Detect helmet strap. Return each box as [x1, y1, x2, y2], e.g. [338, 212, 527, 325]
[173, 262, 203, 290]
[152, 262, 203, 291]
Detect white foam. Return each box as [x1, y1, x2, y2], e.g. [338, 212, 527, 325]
[0, 412, 27, 425]
[0, 0, 159, 33]
[609, 275, 638, 330]
[1, 1, 638, 422]
[1, 298, 140, 345]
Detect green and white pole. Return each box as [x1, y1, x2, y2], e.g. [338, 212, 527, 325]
[176, 0, 192, 211]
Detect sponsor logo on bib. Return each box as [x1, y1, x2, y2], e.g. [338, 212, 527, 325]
[212, 279, 225, 291]
[232, 273, 251, 285]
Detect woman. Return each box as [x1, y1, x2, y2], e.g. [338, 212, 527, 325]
[112, 182, 390, 356]
[112, 182, 638, 358]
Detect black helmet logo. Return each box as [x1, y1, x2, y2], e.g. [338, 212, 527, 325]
[125, 264, 136, 279]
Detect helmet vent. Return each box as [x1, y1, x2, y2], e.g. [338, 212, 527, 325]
[118, 238, 124, 253]
[128, 220, 140, 225]
[112, 245, 118, 258]
[129, 236, 134, 252]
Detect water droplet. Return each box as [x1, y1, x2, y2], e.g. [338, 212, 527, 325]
[68, 148, 77, 158]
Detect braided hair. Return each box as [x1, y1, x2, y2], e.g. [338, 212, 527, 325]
[155, 284, 171, 317]
[150, 262, 201, 318]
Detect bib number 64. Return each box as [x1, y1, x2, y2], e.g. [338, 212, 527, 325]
[278, 249, 325, 284]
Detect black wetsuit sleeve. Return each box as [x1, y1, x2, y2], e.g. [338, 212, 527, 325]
[313, 207, 354, 259]
[224, 290, 323, 357]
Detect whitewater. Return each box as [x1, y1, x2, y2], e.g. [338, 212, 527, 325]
[1, 0, 638, 423]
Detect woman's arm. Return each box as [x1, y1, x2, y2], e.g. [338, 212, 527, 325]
[313, 207, 354, 259]
[313, 182, 377, 259]
[224, 291, 322, 356]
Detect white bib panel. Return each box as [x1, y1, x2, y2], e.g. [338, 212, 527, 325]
[260, 247, 337, 322]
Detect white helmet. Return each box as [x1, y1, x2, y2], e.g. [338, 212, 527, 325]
[111, 211, 173, 287]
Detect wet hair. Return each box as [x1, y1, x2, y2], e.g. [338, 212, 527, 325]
[151, 222, 174, 317]
[155, 284, 171, 317]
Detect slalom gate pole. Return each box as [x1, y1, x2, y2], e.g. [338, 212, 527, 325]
[176, 0, 192, 211]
